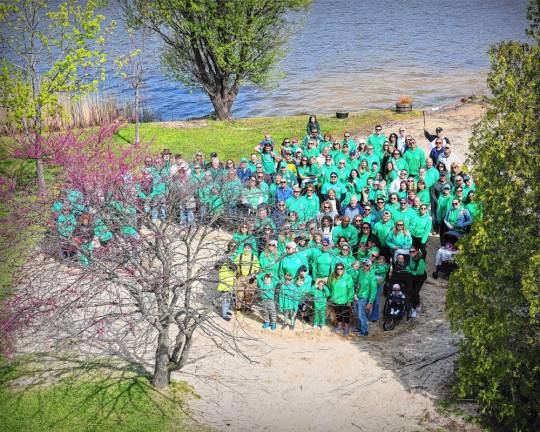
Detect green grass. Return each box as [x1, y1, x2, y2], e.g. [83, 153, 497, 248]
[0, 360, 207, 432]
[115, 110, 420, 161]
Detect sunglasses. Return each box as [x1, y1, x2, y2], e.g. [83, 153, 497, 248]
[396, 224, 404, 227]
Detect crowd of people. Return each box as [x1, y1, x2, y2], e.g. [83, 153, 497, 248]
[53, 115, 481, 336]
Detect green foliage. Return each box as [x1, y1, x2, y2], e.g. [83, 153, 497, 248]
[0, 0, 115, 132]
[114, 109, 418, 160]
[446, 2, 540, 430]
[122, 0, 312, 119]
[0, 361, 206, 432]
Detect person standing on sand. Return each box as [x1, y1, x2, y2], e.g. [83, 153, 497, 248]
[328, 263, 355, 336]
[312, 278, 330, 329]
[258, 272, 278, 331]
[424, 126, 450, 149]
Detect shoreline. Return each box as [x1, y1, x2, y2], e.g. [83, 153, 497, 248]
[154, 93, 488, 127]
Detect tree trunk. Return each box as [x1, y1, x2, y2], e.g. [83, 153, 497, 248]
[134, 83, 140, 145]
[177, 332, 194, 370]
[151, 328, 171, 388]
[36, 157, 46, 196]
[209, 92, 234, 121]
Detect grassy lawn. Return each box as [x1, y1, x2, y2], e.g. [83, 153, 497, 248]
[0, 360, 208, 432]
[115, 110, 420, 161]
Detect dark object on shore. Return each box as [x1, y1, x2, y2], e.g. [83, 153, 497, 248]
[396, 103, 412, 113]
[336, 111, 349, 119]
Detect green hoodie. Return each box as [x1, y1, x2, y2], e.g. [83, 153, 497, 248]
[411, 213, 432, 243]
[356, 269, 377, 303]
[406, 257, 426, 276]
[311, 285, 330, 309]
[329, 273, 354, 305]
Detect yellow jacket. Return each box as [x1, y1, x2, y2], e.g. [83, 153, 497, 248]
[217, 264, 236, 292]
[234, 252, 260, 277]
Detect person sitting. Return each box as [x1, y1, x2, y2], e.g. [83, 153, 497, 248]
[444, 199, 472, 241]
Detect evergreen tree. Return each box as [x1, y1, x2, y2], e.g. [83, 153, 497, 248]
[447, 1, 540, 430]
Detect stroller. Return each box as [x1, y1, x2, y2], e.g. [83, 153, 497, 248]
[382, 284, 411, 331]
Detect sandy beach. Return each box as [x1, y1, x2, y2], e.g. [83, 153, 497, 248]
[178, 101, 487, 432]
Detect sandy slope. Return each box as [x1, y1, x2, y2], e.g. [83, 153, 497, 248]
[178, 101, 487, 432]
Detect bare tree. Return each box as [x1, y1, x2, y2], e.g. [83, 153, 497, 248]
[0, 125, 258, 388]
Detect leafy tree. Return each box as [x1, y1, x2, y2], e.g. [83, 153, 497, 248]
[446, 1, 540, 430]
[0, 0, 114, 195]
[121, 0, 312, 121]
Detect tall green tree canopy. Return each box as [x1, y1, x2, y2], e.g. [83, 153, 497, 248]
[121, 0, 312, 120]
[0, 0, 114, 194]
[447, 1, 540, 430]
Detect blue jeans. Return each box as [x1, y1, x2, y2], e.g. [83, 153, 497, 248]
[369, 283, 384, 321]
[180, 209, 194, 225]
[356, 298, 369, 335]
[221, 292, 231, 318]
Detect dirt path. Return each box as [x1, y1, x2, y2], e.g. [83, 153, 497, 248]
[178, 101, 487, 432]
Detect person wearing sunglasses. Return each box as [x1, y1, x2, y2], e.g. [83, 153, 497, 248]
[411, 204, 432, 258]
[321, 173, 345, 202]
[354, 259, 378, 336]
[367, 125, 387, 156]
[386, 219, 413, 263]
[443, 199, 472, 242]
[403, 138, 426, 177]
[436, 184, 454, 243]
[328, 264, 354, 336]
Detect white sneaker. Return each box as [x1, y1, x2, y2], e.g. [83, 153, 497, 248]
[410, 308, 417, 318]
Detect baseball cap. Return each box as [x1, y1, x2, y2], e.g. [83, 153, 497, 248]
[240, 157, 248, 163]
[436, 127, 443, 133]
[392, 283, 401, 290]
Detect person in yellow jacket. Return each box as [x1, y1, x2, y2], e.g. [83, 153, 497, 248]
[233, 243, 260, 313]
[216, 259, 237, 321]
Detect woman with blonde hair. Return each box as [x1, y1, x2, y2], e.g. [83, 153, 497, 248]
[385, 219, 412, 263]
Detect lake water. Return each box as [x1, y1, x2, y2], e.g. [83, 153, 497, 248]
[101, 0, 530, 120]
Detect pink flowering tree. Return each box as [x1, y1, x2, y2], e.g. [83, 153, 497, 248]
[0, 123, 251, 388]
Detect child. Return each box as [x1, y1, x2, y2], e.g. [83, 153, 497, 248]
[370, 255, 390, 321]
[279, 272, 298, 329]
[295, 266, 313, 324]
[216, 259, 237, 321]
[388, 283, 406, 317]
[312, 278, 330, 329]
[257, 272, 278, 330]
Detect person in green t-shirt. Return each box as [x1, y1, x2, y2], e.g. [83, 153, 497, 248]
[257, 272, 278, 331]
[366, 124, 387, 156]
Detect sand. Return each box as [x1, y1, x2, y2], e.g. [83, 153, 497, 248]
[177, 101, 487, 432]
